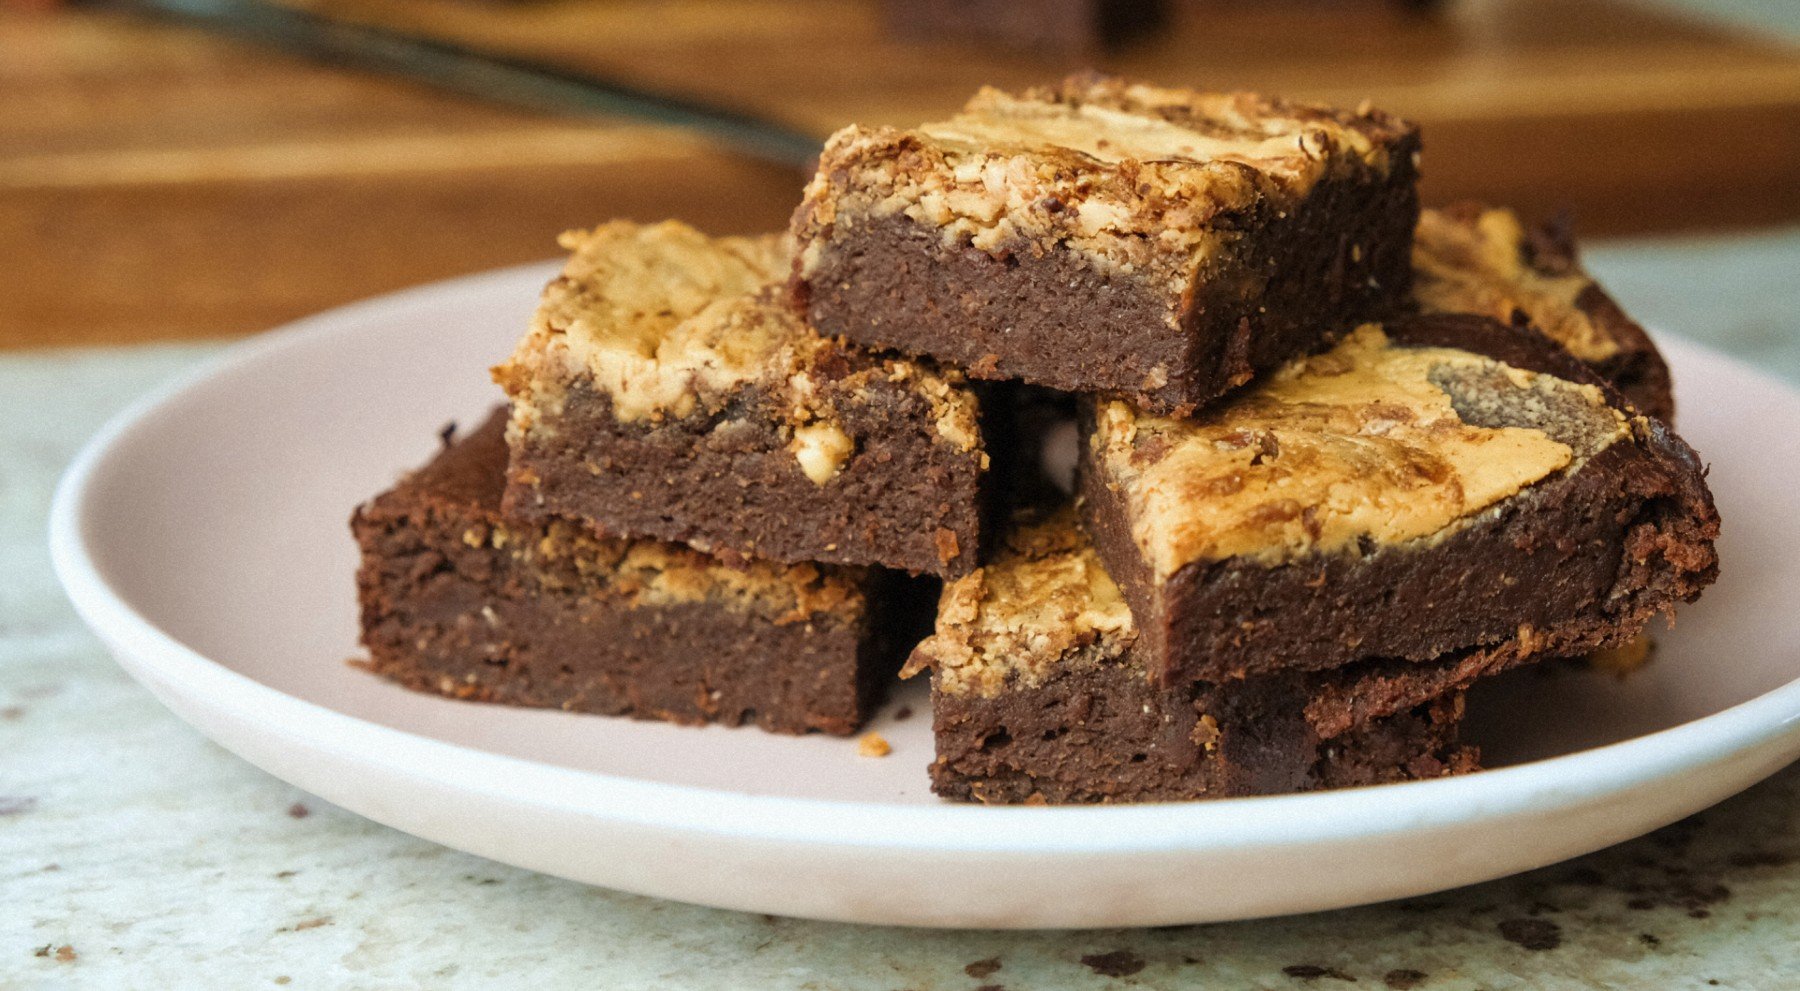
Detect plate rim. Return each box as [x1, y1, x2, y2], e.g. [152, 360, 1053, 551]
[47, 262, 1800, 859]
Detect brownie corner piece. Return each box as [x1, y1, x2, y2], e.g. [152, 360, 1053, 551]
[791, 75, 1421, 412]
[351, 409, 906, 735]
[493, 220, 989, 577]
[903, 505, 1478, 804]
[1077, 314, 1719, 687]
[1414, 202, 1674, 421]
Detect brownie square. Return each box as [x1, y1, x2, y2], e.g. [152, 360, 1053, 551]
[494, 221, 990, 578]
[352, 410, 909, 735]
[903, 507, 1479, 804]
[1077, 314, 1719, 687]
[1414, 203, 1674, 420]
[791, 75, 1421, 413]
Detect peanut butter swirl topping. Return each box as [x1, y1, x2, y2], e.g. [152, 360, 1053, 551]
[1093, 324, 1629, 579]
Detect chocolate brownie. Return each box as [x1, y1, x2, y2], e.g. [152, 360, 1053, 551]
[352, 410, 910, 735]
[494, 221, 989, 578]
[903, 507, 1479, 803]
[1077, 314, 1719, 687]
[790, 75, 1421, 413]
[1414, 203, 1674, 420]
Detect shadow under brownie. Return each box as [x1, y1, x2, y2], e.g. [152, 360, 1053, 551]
[352, 410, 912, 735]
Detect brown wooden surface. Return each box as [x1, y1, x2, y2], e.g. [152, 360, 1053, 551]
[4, 0, 1799, 348]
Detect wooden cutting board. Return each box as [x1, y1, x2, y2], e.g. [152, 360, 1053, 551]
[5, 0, 1798, 347]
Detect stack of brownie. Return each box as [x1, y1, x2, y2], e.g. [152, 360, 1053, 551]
[354, 75, 1720, 804]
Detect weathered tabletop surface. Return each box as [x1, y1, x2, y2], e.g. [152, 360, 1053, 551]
[5, 228, 1799, 989]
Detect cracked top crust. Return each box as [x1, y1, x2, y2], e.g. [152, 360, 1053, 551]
[493, 221, 982, 482]
[1091, 324, 1631, 579]
[1413, 205, 1621, 363]
[795, 75, 1416, 280]
[902, 506, 1134, 698]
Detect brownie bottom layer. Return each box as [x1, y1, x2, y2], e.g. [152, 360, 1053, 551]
[929, 663, 1475, 804]
[354, 413, 904, 736]
[360, 587, 889, 738]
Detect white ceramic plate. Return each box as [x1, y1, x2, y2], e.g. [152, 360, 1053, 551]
[50, 262, 1800, 929]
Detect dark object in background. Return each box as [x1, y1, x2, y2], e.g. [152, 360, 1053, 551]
[881, 0, 1169, 55]
[879, 0, 1448, 55]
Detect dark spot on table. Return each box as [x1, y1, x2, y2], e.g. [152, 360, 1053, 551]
[893, 705, 914, 721]
[286, 803, 310, 819]
[973, 985, 1004, 991]
[1559, 867, 1604, 886]
[0, 797, 36, 816]
[1688, 908, 1711, 919]
[1283, 963, 1355, 981]
[0, 706, 23, 720]
[964, 957, 1001, 979]
[277, 917, 332, 933]
[1080, 949, 1145, 977]
[1498, 917, 1562, 951]
[1638, 933, 1660, 947]
[1727, 850, 1791, 869]
[275, 870, 298, 879]
[1383, 969, 1426, 989]
[34, 945, 76, 962]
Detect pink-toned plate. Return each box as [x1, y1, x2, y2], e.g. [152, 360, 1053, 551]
[50, 262, 1800, 928]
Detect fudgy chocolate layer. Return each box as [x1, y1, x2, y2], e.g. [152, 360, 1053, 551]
[1078, 315, 1719, 686]
[797, 152, 1418, 413]
[354, 412, 904, 735]
[929, 657, 1475, 804]
[504, 375, 989, 578]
